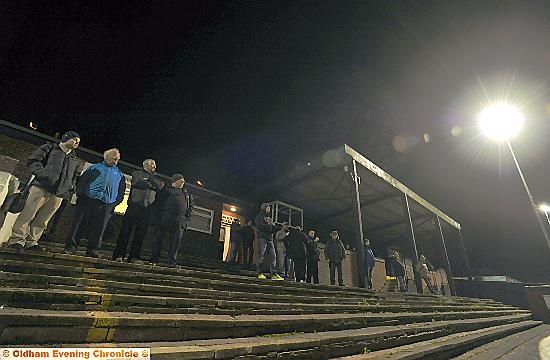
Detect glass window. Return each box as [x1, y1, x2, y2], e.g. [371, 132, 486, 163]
[188, 206, 214, 234]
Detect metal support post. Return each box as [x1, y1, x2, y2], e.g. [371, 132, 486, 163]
[458, 229, 477, 297]
[401, 194, 423, 294]
[346, 160, 366, 288]
[435, 216, 456, 296]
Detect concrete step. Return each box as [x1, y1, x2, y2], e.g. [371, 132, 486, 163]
[31, 315, 535, 359]
[338, 320, 542, 359]
[0, 287, 522, 316]
[0, 250, 507, 307]
[0, 271, 515, 311]
[452, 323, 550, 360]
[33, 241, 253, 276]
[0, 308, 532, 345]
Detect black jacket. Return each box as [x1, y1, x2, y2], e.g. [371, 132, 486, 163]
[255, 205, 274, 240]
[324, 239, 346, 263]
[230, 222, 242, 243]
[153, 185, 194, 221]
[286, 228, 308, 259]
[128, 169, 164, 208]
[241, 225, 255, 244]
[306, 236, 320, 261]
[27, 143, 82, 200]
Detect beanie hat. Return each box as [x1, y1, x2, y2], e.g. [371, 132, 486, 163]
[61, 131, 80, 142]
[171, 174, 185, 183]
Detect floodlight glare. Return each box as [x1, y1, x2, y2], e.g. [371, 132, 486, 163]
[479, 102, 524, 140]
[539, 204, 550, 213]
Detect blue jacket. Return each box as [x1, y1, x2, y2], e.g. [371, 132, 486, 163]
[365, 248, 375, 268]
[77, 162, 125, 205]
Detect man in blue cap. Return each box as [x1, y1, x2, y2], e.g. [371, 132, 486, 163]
[7, 131, 82, 253]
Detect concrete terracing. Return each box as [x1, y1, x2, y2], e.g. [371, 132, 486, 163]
[0, 242, 545, 359]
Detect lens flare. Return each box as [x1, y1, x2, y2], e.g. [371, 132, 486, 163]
[478, 103, 524, 141]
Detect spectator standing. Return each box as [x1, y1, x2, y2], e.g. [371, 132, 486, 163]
[226, 218, 242, 264]
[149, 174, 194, 268]
[112, 159, 164, 263]
[8, 132, 82, 253]
[241, 219, 255, 268]
[364, 238, 376, 290]
[64, 148, 125, 258]
[416, 254, 438, 295]
[286, 227, 308, 282]
[306, 229, 320, 284]
[255, 203, 283, 280]
[275, 222, 290, 277]
[388, 248, 407, 292]
[0, 173, 20, 229]
[324, 230, 346, 286]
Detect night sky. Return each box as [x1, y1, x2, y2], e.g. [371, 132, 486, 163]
[2, 1, 550, 281]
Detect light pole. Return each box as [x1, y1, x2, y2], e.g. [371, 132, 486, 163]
[479, 102, 550, 254]
[538, 204, 550, 229]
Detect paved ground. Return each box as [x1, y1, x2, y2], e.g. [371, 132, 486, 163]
[455, 324, 550, 360]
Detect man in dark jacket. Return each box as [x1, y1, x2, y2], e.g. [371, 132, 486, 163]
[112, 159, 164, 263]
[7, 131, 82, 253]
[255, 203, 283, 280]
[64, 148, 125, 258]
[149, 174, 194, 268]
[364, 238, 376, 290]
[306, 229, 320, 284]
[324, 230, 346, 286]
[286, 227, 308, 282]
[226, 218, 242, 264]
[241, 219, 255, 268]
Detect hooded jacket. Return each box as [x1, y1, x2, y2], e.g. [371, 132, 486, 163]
[255, 203, 274, 240]
[286, 228, 308, 259]
[27, 142, 82, 199]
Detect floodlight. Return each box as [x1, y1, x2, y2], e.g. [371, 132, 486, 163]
[479, 103, 524, 140]
[539, 204, 550, 213]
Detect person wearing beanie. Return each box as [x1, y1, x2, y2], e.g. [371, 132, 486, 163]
[255, 203, 283, 280]
[149, 173, 194, 267]
[7, 131, 82, 253]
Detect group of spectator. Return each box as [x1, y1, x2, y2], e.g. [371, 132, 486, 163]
[0, 130, 437, 292]
[225, 203, 346, 285]
[227, 206, 376, 287]
[2, 132, 194, 268]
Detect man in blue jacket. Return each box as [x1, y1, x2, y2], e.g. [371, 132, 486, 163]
[64, 148, 126, 258]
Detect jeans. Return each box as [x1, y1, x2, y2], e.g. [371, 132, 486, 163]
[329, 261, 344, 285]
[256, 237, 276, 274]
[112, 205, 151, 261]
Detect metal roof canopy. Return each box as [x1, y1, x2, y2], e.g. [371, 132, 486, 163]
[252, 144, 473, 292]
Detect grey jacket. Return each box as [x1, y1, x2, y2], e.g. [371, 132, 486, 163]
[27, 143, 82, 199]
[128, 169, 164, 208]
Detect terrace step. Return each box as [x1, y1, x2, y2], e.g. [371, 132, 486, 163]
[338, 321, 543, 359]
[0, 308, 533, 345]
[33, 316, 536, 359]
[0, 271, 514, 311]
[452, 323, 550, 360]
[0, 250, 506, 307]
